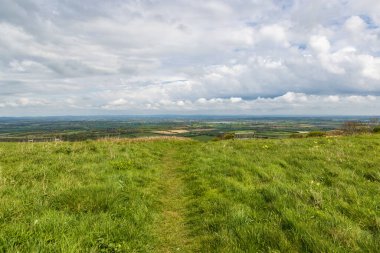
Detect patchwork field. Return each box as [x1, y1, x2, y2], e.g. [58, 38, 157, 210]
[0, 135, 379, 252]
[0, 116, 358, 142]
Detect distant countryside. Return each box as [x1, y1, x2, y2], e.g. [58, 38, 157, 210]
[1, 116, 379, 142]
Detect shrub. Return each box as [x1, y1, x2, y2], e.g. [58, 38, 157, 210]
[223, 133, 235, 140]
[373, 126, 380, 133]
[341, 121, 369, 134]
[307, 131, 326, 137]
[326, 130, 344, 136]
[213, 133, 235, 141]
[290, 133, 305, 138]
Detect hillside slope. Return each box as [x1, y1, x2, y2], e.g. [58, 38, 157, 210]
[0, 135, 379, 252]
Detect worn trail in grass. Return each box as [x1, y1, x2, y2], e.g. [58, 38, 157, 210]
[153, 147, 194, 253]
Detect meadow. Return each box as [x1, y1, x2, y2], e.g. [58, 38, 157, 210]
[0, 135, 379, 252]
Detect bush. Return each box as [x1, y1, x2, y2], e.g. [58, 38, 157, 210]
[307, 131, 326, 137]
[326, 130, 344, 136]
[341, 121, 369, 134]
[223, 133, 235, 140]
[213, 133, 235, 141]
[373, 126, 380, 133]
[290, 133, 305, 138]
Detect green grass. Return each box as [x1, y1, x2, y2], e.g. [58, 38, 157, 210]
[0, 135, 379, 252]
[0, 141, 168, 252]
[179, 135, 380, 252]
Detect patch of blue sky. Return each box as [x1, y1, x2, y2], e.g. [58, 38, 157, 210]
[294, 43, 307, 50]
[359, 14, 378, 29]
[273, 0, 294, 10]
[245, 21, 258, 27]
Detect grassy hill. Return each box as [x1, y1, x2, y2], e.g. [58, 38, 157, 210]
[0, 135, 379, 252]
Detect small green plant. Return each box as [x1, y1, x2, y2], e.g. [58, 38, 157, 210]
[96, 238, 122, 253]
[54, 145, 73, 154]
[110, 159, 142, 170]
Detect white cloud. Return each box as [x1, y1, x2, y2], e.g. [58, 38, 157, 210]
[0, 0, 379, 116]
[230, 97, 242, 103]
[95, 92, 380, 116]
[325, 95, 340, 102]
[278, 92, 308, 103]
[345, 16, 366, 32]
[258, 24, 289, 47]
[0, 97, 48, 108]
[358, 54, 380, 80]
[310, 35, 331, 53]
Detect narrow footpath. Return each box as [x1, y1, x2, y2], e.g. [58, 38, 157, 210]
[153, 149, 194, 253]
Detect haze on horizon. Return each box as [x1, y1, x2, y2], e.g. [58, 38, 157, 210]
[0, 0, 380, 116]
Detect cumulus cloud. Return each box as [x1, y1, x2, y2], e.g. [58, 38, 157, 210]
[345, 16, 367, 32]
[100, 92, 380, 115]
[0, 0, 379, 116]
[0, 97, 48, 108]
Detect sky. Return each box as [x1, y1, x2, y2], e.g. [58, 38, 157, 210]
[0, 0, 380, 116]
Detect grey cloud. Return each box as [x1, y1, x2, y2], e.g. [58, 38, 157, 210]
[0, 0, 379, 115]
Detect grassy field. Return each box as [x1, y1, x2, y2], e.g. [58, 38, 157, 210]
[0, 135, 379, 252]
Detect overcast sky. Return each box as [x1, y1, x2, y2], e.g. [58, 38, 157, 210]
[1, 0, 380, 116]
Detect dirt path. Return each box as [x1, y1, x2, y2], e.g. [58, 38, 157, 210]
[153, 149, 193, 253]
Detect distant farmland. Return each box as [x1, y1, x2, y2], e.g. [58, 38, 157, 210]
[0, 115, 373, 142]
